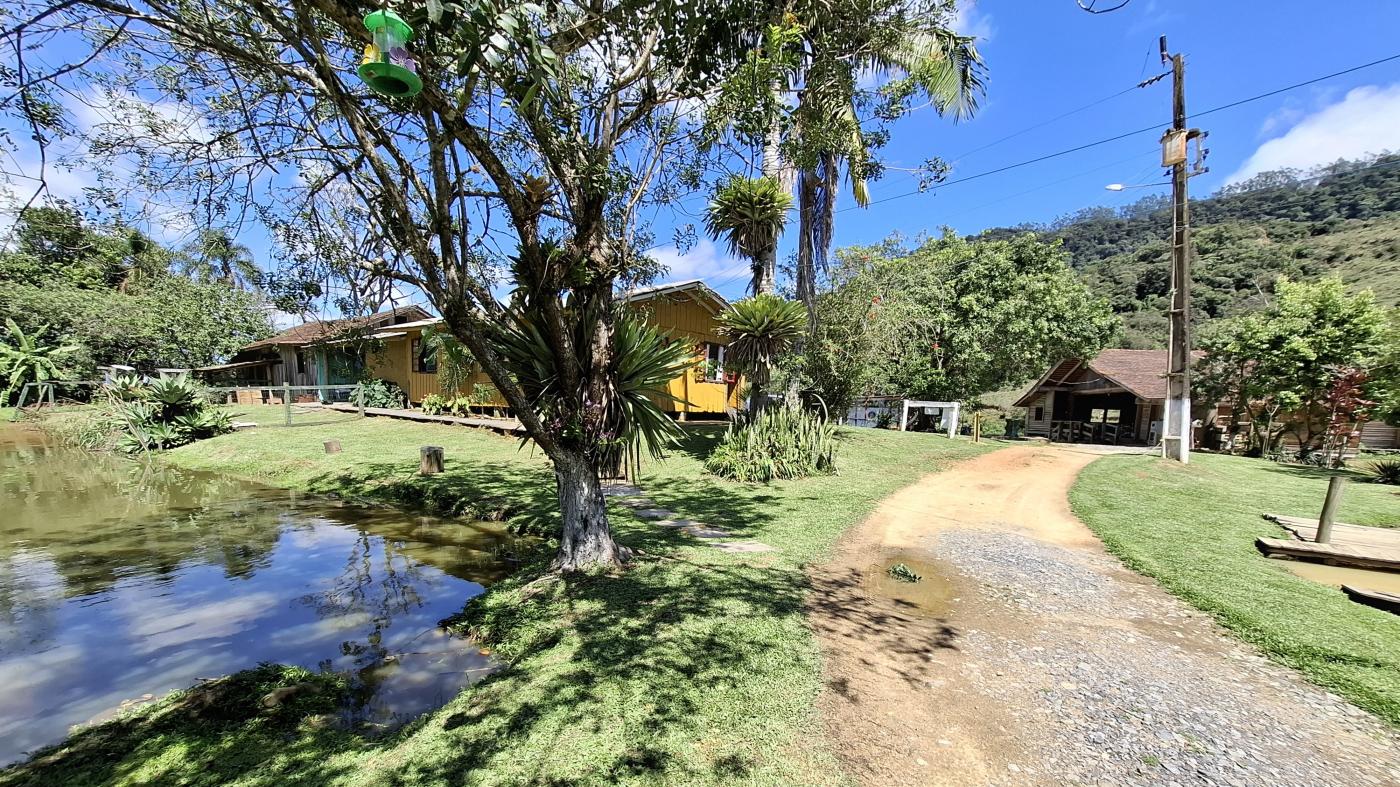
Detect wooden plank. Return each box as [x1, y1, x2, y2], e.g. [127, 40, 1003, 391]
[1342, 585, 1400, 615]
[325, 403, 524, 434]
[1264, 514, 1400, 551]
[1255, 537, 1400, 571]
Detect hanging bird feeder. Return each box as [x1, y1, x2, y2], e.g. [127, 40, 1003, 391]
[357, 10, 422, 98]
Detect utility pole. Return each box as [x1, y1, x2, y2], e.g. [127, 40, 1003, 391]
[1158, 36, 1206, 464]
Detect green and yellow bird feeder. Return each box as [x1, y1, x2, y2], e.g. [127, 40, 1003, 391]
[357, 10, 422, 98]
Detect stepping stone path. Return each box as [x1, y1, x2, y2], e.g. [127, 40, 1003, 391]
[601, 482, 774, 554]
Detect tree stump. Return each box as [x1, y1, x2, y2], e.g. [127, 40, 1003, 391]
[324, 440, 342, 454]
[420, 446, 444, 475]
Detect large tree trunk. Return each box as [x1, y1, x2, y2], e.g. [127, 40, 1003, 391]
[552, 450, 627, 571]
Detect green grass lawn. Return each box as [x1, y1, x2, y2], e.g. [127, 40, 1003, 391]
[5, 407, 996, 786]
[1071, 452, 1400, 725]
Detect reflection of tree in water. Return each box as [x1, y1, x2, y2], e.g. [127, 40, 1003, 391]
[293, 531, 438, 721]
[0, 438, 287, 645]
[295, 531, 428, 666]
[0, 551, 62, 657]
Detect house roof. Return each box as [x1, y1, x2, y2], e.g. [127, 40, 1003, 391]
[1014, 348, 1205, 406]
[238, 305, 432, 352]
[625, 279, 730, 315]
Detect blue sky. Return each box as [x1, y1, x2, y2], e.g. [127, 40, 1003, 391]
[6, 0, 1400, 317]
[671, 0, 1400, 303]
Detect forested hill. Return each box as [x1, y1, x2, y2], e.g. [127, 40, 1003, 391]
[980, 154, 1400, 348]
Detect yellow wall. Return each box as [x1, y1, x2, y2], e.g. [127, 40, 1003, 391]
[367, 291, 740, 415]
[631, 296, 741, 415]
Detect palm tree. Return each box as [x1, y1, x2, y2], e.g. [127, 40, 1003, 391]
[791, 18, 985, 323]
[0, 319, 80, 405]
[704, 175, 793, 296]
[180, 229, 262, 290]
[717, 294, 807, 417]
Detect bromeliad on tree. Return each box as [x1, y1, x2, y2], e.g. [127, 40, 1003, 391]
[4, 0, 798, 571]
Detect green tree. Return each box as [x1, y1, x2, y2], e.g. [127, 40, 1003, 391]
[807, 233, 1116, 413]
[704, 176, 793, 295]
[179, 230, 262, 291]
[7, 0, 797, 570]
[0, 319, 80, 404]
[1197, 277, 1389, 453]
[716, 294, 807, 417]
[789, 3, 984, 321]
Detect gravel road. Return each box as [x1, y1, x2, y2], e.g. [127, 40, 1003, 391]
[810, 443, 1400, 786]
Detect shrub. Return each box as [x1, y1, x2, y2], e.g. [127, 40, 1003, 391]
[352, 378, 406, 409]
[420, 392, 449, 415]
[1368, 459, 1400, 485]
[704, 405, 836, 482]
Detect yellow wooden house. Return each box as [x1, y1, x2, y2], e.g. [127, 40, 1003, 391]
[364, 280, 741, 419]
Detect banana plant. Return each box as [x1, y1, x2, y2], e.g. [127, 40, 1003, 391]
[0, 319, 80, 405]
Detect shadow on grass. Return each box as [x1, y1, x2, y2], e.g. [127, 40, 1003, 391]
[1257, 461, 1373, 483]
[3, 427, 856, 785]
[408, 555, 816, 784]
[0, 666, 361, 787]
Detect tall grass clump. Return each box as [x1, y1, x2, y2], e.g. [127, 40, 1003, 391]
[704, 405, 836, 482]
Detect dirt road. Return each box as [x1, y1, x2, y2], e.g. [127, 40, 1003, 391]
[808, 442, 1400, 786]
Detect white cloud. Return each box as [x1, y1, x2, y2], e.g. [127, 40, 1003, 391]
[649, 238, 747, 284]
[1227, 84, 1400, 184]
[951, 1, 995, 43]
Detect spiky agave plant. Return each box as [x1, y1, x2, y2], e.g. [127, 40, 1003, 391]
[705, 175, 793, 295]
[716, 294, 806, 417]
[495, 304, 695, 474]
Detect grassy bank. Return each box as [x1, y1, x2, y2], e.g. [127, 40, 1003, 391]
[1070, 452, 1400, 725]
[6, 406, 995, 786]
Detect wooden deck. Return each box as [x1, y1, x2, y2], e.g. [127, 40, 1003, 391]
[1342, 585, 1400, 615]
[326, 403, 525, 435]
[1256, 514, 1400, 571]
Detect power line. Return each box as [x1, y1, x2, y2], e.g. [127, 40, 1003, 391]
[851, 51, 1400, 212]
[945, 83, 1150, 165]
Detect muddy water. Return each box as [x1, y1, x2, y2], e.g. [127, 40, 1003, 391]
[1283, 560, 1400, 596]
[0, 423, 520, 766]
[866, 553, 958, 615]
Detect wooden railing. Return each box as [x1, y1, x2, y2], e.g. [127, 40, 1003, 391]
[1048, 420, 1133, 445]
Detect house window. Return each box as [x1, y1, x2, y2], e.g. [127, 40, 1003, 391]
[1090, 408, 1121, 424]
[1033, 406, 1044, 422]
[413, 338, 438, 374]
[295, 350, 308, 376]
[704, 342, 725, 382]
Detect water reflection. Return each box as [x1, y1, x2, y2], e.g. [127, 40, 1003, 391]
[0, 424, 518, 765]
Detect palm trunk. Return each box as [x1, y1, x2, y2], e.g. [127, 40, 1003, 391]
[552, 450, 627, 571]
[754, 112, 784, 297]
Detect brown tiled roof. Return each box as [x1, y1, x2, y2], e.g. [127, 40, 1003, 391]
[1085, 349, 1172, 400]
[1016, 348, 1209, 406]
[1087, 348, 1209, 400]
[239, 305, 431, 352]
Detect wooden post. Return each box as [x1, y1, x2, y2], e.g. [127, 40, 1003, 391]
[420, 446, 444, 475]
[324, 440, 342, 454]
[973, 411, 981, 443]
[1316, 476, 1346, 544]
[283, 381, 293, 426]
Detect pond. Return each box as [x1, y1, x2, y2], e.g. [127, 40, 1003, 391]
[0, 423, 519, 767]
